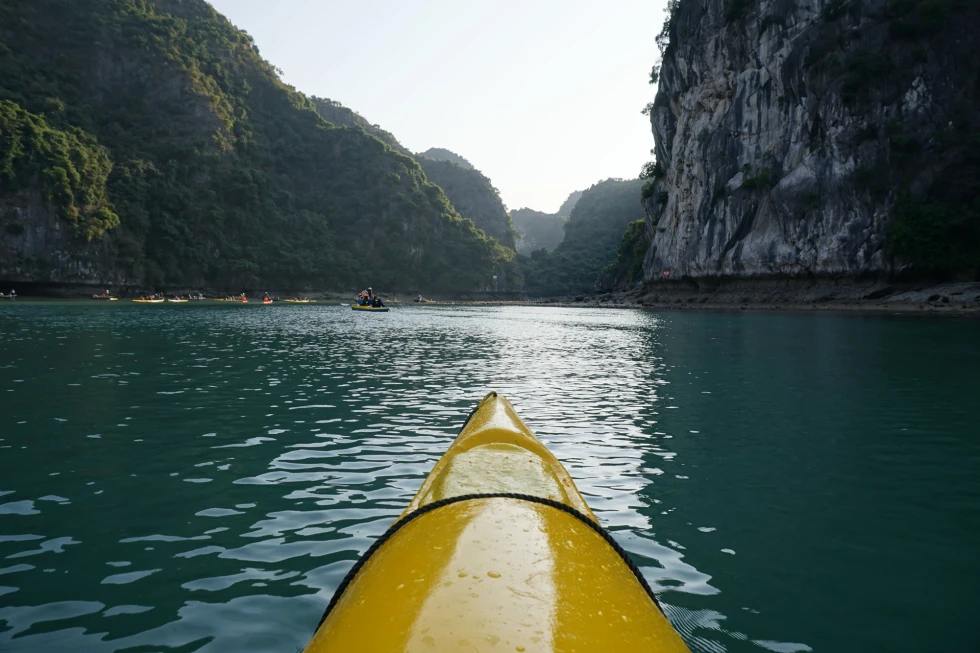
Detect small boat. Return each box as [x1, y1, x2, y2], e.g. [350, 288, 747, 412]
[90, 294, 117, 301]
[168, 298, 188, 303]
[132, 298, 164, 304]
[351, 304, 389, 312]
[263, 298, 273, 305]
[303, 393, 689, 653]
[285, 298, 316, 303]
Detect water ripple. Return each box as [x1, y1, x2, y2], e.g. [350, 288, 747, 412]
[1, 303, 978, 652]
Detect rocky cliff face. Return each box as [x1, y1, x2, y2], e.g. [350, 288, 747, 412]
[644, 0, 980, 282]
[0, 192, 122, 284]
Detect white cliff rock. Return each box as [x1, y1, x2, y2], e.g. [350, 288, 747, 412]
[642, 0, 972, 280]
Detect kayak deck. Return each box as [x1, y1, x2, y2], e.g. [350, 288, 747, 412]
[305, 393, 689, 653]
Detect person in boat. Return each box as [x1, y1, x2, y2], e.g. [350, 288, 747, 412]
[371, 296, 385, 308]
[358, 289, 370, 306]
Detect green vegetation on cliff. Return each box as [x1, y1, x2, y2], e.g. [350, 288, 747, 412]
[0, 0, 506, 289]
[416, 156, 516, 249]
[600, 219, 649, 289]
[520, 178, 645, 295]
[0, 100, 118, 241]
[309, 96, 410, 156]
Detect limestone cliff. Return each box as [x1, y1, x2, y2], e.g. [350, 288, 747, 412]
[644, 0, 980, 282]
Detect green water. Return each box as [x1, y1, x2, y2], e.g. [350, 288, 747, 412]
[0, 303, 977, 653]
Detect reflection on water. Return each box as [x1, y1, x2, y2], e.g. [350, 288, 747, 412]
[1, 303, 978, 652]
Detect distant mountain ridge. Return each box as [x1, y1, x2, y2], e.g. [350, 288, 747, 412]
[417, 148, 474, 170]
[511, 208, 566, 254]
[520, 179, 645, 295]
[511, 189, 582, 254]
[417, 155, 516, 250]
[557, 190, 583, 217]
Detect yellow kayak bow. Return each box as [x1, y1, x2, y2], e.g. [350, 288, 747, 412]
[304, 392, 690, 653]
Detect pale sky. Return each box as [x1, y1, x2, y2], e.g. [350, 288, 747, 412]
[209, 0, 668, 213]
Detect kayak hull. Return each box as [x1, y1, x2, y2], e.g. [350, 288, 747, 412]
[304, 393, 689, 653]
[351, 305, 389, 312]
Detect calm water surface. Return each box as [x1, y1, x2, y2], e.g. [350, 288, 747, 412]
[0, 302, 978, 652]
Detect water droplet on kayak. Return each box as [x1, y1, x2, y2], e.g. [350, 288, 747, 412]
[487, 571, 501, 578]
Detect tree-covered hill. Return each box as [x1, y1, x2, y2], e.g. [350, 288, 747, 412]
[520, 178, 645, 295]
[416, 156, 516, 250]
[0, 0, 507, 291]
[417, 148, 474, 170]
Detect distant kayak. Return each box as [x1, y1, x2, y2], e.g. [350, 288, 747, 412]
[303, 393, 690, 653]
[167, 298, 187, 303]
[285, 299, 316, 303]
[351, 304, 389, 312]
[132, 298, 164, 303]
[263, 298, 273, 305]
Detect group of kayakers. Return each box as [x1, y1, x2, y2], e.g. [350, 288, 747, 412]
[356, 287, 385, 308]
[6, 288, 392, 305]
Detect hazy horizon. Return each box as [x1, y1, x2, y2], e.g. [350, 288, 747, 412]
[208, 0, 668, 214]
